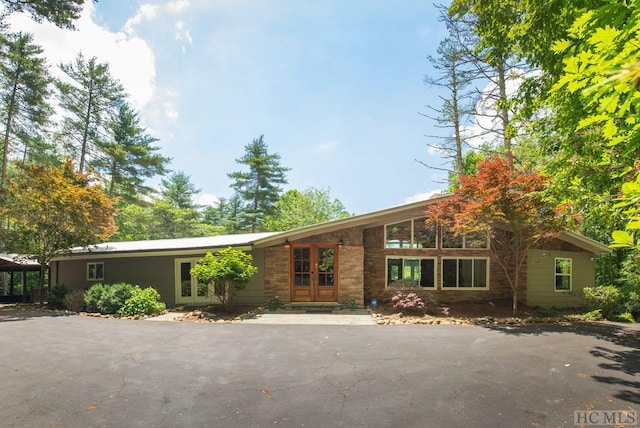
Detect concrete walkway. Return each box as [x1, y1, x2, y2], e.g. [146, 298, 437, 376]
[146, 309, 376, 325]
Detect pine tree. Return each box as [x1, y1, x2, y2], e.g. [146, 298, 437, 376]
[56, 53, 124, 173]
[2, 0, 86, 29]
[94, 101, 170, 203]
[228, 135, 290, 232]
[0, 31, 52, 190]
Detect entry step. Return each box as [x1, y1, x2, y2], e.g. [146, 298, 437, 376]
[283, 302, 342, 313]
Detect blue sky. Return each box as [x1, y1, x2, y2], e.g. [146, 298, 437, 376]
[9, 1, 451, 214]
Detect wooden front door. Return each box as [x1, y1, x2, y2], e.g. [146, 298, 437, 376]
[290, 244, 338, 302]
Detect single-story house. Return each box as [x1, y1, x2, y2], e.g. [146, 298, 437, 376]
[51, 196, 611, 309]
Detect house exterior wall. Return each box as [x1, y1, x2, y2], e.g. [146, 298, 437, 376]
[263, 227, 365, 306]
[363, 226, 520, 305]
[52, 249, 266, 307]
[527, 249, 593, 308]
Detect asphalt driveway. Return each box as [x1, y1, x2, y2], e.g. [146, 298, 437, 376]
[0, 308, 638, 428]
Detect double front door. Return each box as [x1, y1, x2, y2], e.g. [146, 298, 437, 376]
[290, 244, 338, 302]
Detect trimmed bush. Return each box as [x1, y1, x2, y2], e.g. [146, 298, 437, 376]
[64, 289, 86, 312]
[84, 283, 135, 314]
[48, 284, 70, 309]
[391, 291, 426, 313]
[118, 287, 166, 317]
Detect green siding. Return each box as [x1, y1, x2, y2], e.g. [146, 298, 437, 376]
[52, 249, 267, 307]
[527, 249, 594, 308]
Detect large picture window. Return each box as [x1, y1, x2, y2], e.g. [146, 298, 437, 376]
[555, 258, 572, 292]
[87, 262, 104, 281]
[441, 228, 489, 249]
[441, 258, 488, 288]
[386, 257, 436, 288]
[385, 218, 436, 249]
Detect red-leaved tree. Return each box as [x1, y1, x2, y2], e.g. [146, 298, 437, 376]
[425, 155, 564, 315]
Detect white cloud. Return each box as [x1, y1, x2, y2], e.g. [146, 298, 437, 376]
[163, 102, 179, 121]
[174, 20, 193, 53]
[404, 190, 444, 204]
[195, 193, 219, 207]
[167, 0, 191, 13]
[123, 4, 160, 35]
[318, 141, 337, 151]
[8, 2, 156, 110]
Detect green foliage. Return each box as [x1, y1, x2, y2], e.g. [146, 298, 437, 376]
[47, 284, 69, 309]
[611, 312, 635, 323]
[579, 309, 604, 321]
[84, 282, 135, 314]
[3, 0, 85, 29]
[117, 287, 166, 317]
[583, 285, 622, 319]
[262, 187, 351, 231]
[190, 248, 258, 311]
[228, 135, 290, 232]
[64, 289, 85, 312]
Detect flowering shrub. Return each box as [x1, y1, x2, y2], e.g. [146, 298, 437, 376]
[391, 291, 426, 313]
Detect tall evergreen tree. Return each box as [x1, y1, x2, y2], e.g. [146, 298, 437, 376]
[56, 53, 124, 173]
[161, 171, 200, 210]
[93, 101, 170, 203]
[2, 0, 86, 29]
[228, 135, 290, 232]
[0, 31, 52, 190]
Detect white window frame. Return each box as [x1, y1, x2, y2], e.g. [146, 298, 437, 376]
[385, 256, 436, 289]
[554, 257, 572, 292]
[440, 227, 490, 250]
[86, 262, 104, 281]
[441, 257, 489, 289]
[384, 218, 437, 249]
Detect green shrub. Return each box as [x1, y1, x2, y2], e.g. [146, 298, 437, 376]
[621, 287, 640, 320]
[611, 312, 635, 323]
[118, 287, 166, 317]
[583, 285, 622, 319]
[579, 309, 604, 321]
[64, 289, 86, 312]
[84, 283, 107, 312]
[84, 283, 136, 314]
[48, 284, 69, 309]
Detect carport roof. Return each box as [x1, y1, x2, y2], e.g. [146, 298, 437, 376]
[0, 254, 41, 271]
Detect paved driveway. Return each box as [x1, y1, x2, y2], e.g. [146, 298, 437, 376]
[0, 308, 638, 427]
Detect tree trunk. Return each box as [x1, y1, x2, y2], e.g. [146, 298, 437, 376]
[38, 261, 47, 309]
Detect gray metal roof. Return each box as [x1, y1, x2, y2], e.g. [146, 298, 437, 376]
[70, 232, 279, 255]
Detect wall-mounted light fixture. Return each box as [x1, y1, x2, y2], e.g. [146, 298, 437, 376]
[284, 239, 290, 248]
[338, 238, 344, 247]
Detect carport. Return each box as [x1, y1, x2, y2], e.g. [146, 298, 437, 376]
[0, 254, 45, 303]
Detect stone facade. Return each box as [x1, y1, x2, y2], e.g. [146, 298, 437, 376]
[263, 228, 365, 307]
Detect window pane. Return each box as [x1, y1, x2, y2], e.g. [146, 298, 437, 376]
[88, 264, 95, 279]
[473, 259, 487, 287]
[415, 221, 436, 248]
[420, 259, 435, 287]
[180, 262, 192, 297]
[442, 259, 457, 287]
[459, 259, 474, 287]
[555, 259, 571, 275]
[95, 263, 104, 280]
[465, 232, 489, 249]
[386, 221, 412, 248]
[403, 259, 420, 286]
[556, 275, 571, 291]
[387, 258, 402, 284]
[441, 228, 463, 248]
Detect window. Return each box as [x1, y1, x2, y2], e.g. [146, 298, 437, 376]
[386, 257, 435, 288]
[441, 228, 489, 249]
[87, 262, 104, 281]
[385, 218, 436, 249]
[555, 258, 572, 292]
[442, 258, 488, 288]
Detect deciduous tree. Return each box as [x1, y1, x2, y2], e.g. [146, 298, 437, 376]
[190, 248, 258, 311]
[262, 187, 351, 231]
[0, 159, 116, 307]
[425, 155, 563, 315]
